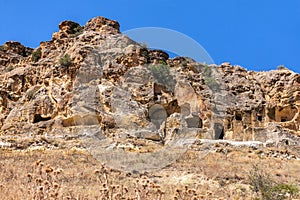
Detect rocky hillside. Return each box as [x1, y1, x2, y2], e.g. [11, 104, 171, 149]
[0, 16, 300, 199]
[0, 16, 299, 147]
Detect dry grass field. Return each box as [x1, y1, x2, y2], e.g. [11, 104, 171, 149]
[0, 142, 300, 199]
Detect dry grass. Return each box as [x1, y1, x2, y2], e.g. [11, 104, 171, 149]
[0, 145, 299, 199]
[0, 149, 208, 199]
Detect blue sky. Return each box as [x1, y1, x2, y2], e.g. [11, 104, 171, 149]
[1, 1, 299, 73]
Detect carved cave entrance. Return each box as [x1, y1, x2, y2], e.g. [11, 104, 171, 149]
[214, 123, 224, 140]
[268, 106, 297, 123]
[150, 83, 203, 129]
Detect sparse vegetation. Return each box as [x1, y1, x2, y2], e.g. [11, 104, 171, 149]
[159, 60, 167, 65]
[0, 150, 213, 199]
[26, 160, 62, 199]
[202, 64, 213, 77]
[140, 48, 148, 57]
[201, 64, 220, 90]
[148, 63, 175, 90]
[6, 66, 14, 72]
[181, 58, 188, 67]
[248, 164, 299, 200]
[277, 65, 287, 70]
[268, 108, 276, 121]
[32, 48, 42, 62]
[72, 24, 83, 36]
[204, 77, 219, 90]
[59, 54, 72, 67]
[0, 144, 300, 199]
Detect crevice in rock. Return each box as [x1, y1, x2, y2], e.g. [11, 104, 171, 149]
[33, 114, 51, 123]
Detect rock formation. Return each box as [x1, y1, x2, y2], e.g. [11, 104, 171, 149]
[0, 16, 299, 151]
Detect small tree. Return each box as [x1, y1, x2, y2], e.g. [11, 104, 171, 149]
[148, 63, 175, 91]
[32, 48, 42, 62]
[59, 54, 72, 67]
[72, 25, 83, 36]
[201, 64, 220, 91]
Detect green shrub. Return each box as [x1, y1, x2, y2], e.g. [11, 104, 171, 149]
[204, 77, 219, 90]
[201, 64, 219, 90]
[159, 60, 167, 65]
[148, 63, 175, 90]
[248, 165, 299, 200]
[72, 25, 83, 36]
[277, 65, 286, 70]
[59, 54, 72, 67]
[140, 49, 148, 57]
[272, 184, 299, 198]
[202, 64, 212, 77]
[32, 48, 42, 62]
[249, 165, 274, 200]
[181, 59, 188, 67]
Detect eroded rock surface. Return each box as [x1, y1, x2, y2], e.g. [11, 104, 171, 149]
[0, 16, 299, 151]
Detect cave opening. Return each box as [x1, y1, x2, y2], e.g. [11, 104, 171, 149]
[268, 106, 297, 122]
[235, 112, 242, 121]
[33, 114, 51, 123]
[186, 115, 203, 128]
[214, 123, 224, 140]
[227, 122, 231, 129]
[148, 104, 168, 129]
[268, 107, 276, 120]
[257, 115, 263, 122]
[281, 117, 287, 122]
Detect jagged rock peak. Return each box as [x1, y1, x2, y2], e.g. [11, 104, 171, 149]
[52, 16, 120, 40]
[58, 21, 82, 35]
[84, 16, 120, 34]
[58, 16, 120, 35]
[0, 41, 33, 57]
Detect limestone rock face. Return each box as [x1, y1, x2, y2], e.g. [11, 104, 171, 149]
[59, 21, 82, 35]
[84, 16, 120, 34]
[0, 42, 33, 73]
[0, 16, 299, 150]
[2, 41, 33, 57]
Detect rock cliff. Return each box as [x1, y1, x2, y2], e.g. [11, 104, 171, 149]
[0, 16, 299, 151]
